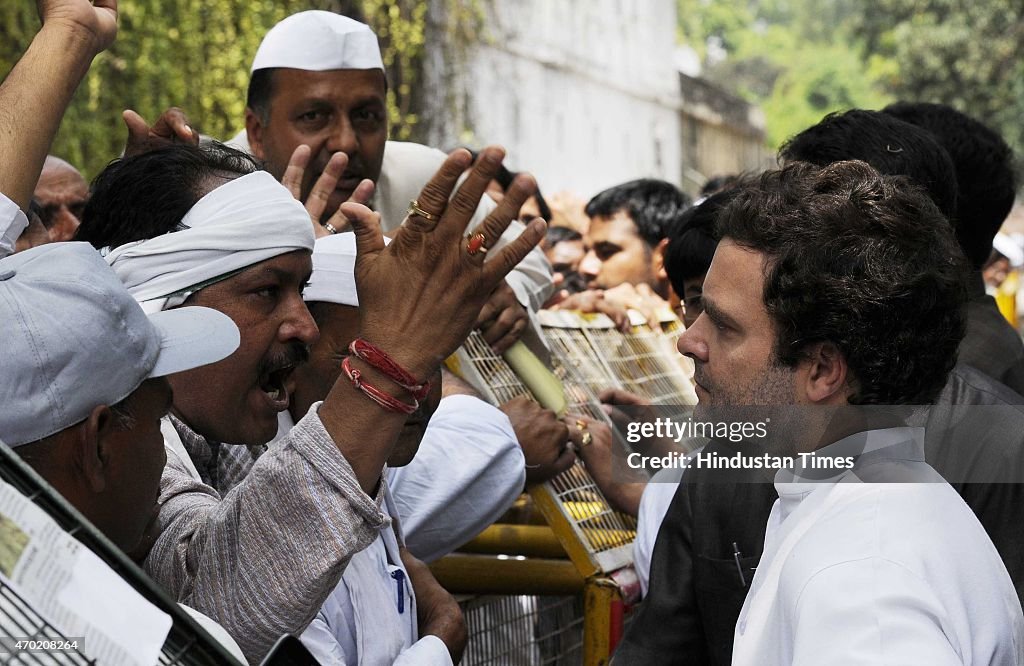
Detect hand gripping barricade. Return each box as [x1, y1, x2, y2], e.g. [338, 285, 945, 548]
[435, 308, 697, 665]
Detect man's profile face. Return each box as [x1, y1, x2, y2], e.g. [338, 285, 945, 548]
[169, 250, 318, 445]
[35, 161, 89, 242]
[96, 378, 171, 552]
[580, 211, 656, 290]
[249, 68, 388, 219]
[677, 240, 794, 407]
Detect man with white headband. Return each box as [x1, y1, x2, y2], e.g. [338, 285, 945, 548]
[76, 140, 544, 663]
[228, 10, 554, 354]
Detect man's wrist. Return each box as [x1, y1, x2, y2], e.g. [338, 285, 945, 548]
[38, 20, 106, 58]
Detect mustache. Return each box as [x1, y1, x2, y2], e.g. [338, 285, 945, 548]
[257, 342, 310, 378]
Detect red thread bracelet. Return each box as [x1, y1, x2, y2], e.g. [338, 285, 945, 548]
[342, 357, 418, 415]
[348, 339, 432, 400]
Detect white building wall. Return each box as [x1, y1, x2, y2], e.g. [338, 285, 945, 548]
[456, 0, 683, 199]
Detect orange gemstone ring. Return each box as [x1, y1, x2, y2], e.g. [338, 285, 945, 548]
[467, 233, 488, 256]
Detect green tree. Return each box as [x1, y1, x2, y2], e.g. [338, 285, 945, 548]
[0, 1, 464, 179]
[851, 0, 1024, 159]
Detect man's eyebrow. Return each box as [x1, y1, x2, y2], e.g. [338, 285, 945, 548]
[700, 294, 741, 330]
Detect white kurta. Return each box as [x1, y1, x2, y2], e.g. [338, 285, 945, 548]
[275, 394, 524, 563]
[300, 484, 452, 665]
[733, 427, 1024, 666]
[633, 466, 683, 597]
[226, 132, 554, 313]
[0, 192, 28, 259]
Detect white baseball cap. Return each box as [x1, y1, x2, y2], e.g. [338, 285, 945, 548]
[0, 242, 240, 446]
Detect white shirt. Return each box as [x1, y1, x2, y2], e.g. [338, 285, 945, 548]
[300, 484, 452, 665]
[275, 394, 524, 563]
[226, 133, 554, 313]
[0, 192, 28, 259]
[387, 394, 524, 562]
[733, 427, 1024, 666]
[634, 466, 684, 597]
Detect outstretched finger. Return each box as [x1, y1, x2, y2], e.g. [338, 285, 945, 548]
[349, 179, 375, 206]
[482, 218, 547, 287]
[152, 107, 196, 144]
[444, 146, 507, 230]
[468, 173, 536, 261]
[340, 202, 386, 256]
[281, 145, 311, 200]
[400, 149, 473, 237]
[306, 152, 348, 222]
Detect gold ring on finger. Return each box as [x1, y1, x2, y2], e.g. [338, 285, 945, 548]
[575, 419, 588, 431]
[580, 431, 594, 447]
[408, 199, 441, 222]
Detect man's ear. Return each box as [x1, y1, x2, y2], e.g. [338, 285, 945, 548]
[653, 237, 670, 280]
[245, 108, 266, 160]
[802, 342, 850, 404]
[77, 404, 117, 493]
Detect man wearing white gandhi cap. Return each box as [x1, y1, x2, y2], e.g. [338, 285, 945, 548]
[228, 10, 554, 354]
[76, 140, 545, 664]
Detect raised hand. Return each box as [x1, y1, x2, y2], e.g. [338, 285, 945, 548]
[122, 107, 198, 158]
[341, 146, 546, 379]
[37, 0, 118, 54]
[281, 145, 374, 238]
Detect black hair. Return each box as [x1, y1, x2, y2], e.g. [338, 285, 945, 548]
[545, 225, 582, 247]
[584, 179, 692, 246]
[779, 109, 958, 222]
[717, 160, 968, 405]
[77, 143, 260, 249]
[664, 188, 738, 293]
[883, 102, 1018, 270]
[700, 174, 739, 197]
[246, 68, 276, 124]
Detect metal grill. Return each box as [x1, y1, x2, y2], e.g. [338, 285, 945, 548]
[540, 461, 637, 573]
[0, 580, 92, 664]
[452, 332, 536, 405]
[582, 311, 697, 405]
[0, 444, 240, 666]
[537, 311, 621, 398]
[460, 595, 584, 665]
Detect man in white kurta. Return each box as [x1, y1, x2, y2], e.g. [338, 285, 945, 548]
[667, 161, 1024, 665]
[733, 427, 1024, 665]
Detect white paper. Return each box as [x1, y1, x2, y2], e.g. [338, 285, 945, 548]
[0, 480, 171, 665]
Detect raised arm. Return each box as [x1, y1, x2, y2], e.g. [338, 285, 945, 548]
[320, 146, 545, 492]
[0, 0, 117, 211]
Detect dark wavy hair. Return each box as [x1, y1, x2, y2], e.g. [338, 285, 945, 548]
[883, 102, 1017, 271]
[717, 160, 969, 405]
[664, 188, 738, 290]
[77, 143, 259, 249]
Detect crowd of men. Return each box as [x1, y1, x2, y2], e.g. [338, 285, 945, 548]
[2, 1, 1023, 664]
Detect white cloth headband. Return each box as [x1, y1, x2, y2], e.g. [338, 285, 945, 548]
[252, 11, 384, 73]
[105, 171, 314, 312]
[303, 232, 391, 307]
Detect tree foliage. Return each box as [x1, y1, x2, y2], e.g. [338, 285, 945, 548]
[0, 0, 449, 179]
[677, 0, 1024, 160]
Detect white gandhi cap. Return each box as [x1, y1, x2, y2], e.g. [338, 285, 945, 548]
[251, 10, 384, 73]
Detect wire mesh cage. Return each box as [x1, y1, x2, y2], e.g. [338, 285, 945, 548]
[0, 443, 240, 666]
[460, 595, 584, 666]
[578, 310, 697, 405]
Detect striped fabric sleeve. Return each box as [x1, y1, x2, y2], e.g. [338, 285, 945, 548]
[145, 406, 387, 664]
